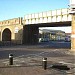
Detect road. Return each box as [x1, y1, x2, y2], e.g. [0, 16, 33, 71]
[0, 41, 71, 59]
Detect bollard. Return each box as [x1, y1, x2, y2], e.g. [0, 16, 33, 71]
[9, 53, 13, 65]
[42, 57, 47, 70]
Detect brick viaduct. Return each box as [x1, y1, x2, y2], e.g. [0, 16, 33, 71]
[0, 8, 75, 51]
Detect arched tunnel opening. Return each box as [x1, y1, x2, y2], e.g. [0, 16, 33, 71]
[2, 28, 11, 41]
[22, 21, 71, 48]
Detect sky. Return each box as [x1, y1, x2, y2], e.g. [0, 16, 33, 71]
[0, 0, 69, 21]
[0, 0, 71, 33]
[39, 26, 71, 33]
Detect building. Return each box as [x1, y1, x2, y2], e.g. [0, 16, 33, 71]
[39, 29, 66, 42]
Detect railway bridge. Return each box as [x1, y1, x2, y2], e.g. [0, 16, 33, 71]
[0, 8, 75, 50]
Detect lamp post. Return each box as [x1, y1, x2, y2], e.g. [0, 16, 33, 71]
[69, 0, 75, 51]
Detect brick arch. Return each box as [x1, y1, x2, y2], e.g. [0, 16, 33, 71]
[2, 28, 11, 41]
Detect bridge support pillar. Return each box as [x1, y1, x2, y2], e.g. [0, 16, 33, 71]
[23, 25, 39, 44]
[71, 14, 75, 51]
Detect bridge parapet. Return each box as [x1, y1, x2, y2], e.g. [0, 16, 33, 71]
[24, 8, 72, 25]
[0, 17, 22, 26]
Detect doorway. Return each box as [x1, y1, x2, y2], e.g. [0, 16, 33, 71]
[2, 28, 11, 41]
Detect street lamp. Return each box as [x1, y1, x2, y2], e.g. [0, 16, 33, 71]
[69, 0, 75, 14]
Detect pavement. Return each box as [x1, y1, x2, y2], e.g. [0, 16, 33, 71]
[0, 45, 75, 75]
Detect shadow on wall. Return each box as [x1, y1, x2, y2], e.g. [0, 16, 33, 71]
[15, 29, 23, 44]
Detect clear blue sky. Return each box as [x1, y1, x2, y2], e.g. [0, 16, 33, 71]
[0, 0, 69, 21]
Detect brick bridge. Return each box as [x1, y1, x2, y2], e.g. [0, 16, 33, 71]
[0, 8, 75, 50]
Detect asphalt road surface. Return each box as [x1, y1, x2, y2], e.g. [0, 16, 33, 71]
[0, 41, 71, 59]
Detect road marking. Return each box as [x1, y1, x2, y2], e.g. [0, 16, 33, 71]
[59, 61, 75, 66]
